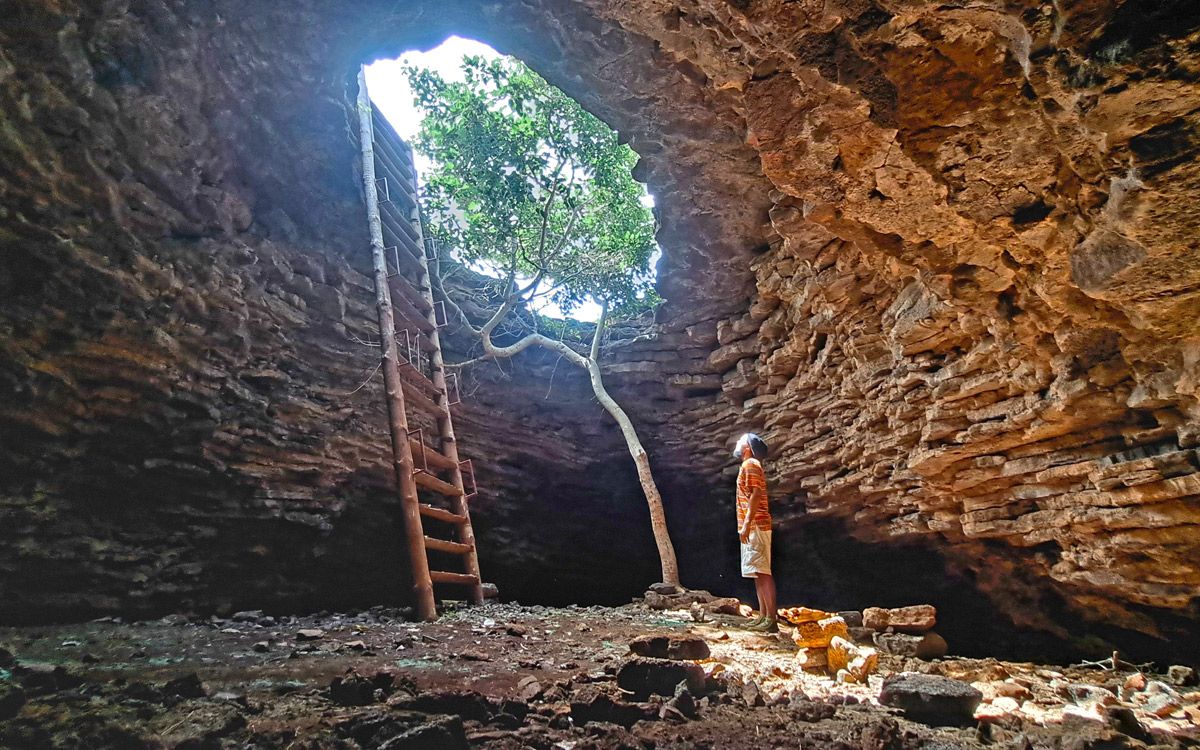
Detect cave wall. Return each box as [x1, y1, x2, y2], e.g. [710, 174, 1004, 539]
[1, 0, 1198, 657]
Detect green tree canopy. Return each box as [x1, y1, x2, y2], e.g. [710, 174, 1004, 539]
[407, 56, 658, 316]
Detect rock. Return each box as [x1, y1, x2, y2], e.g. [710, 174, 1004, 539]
[791, 616, 849, 649]
[252, 641, 270, 653]
[878, 672, 982, 727]
[827, 636, 878, 684]
[1167, 665, 1197, 687]
[0, 682, 26, 720]
[392, 691, 493, 722]
[231, 609, 264, 622]
[16, 664, 83, 694]
[837, 611, 864, 628]
[329, 670, 378, 706]
[873, 631, 948, 660]
[792, 699, 837, 722]
[616, 657, 705, 700]
[504, 624, 527, 637]
[795, 648, 828, 672]
[377, 715, 468, 750]
[295, 629, 324, 641]
[662, 681, 698, 721]
[629, 634, 710, 660]
[706, 598, 744, 616]
[778, 607, 831, 625]
[570, 691, 656, 728]
[648, 582, 681, 595]
[848, 627, 876, 644]
[456, 649, 490, 661]
[517, 676, 543, 702]
[480, 583, 500, 599]
[0, 647, 14, 668]
[862, 606, 937, 634]
[162, 673, 206, 700]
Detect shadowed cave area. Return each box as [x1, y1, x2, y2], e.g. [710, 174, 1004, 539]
[2, 0, 1200, 747]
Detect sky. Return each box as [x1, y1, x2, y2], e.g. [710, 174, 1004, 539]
[364, 38, 614, 322]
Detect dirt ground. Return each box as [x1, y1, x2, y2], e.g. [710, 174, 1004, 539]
[0, 600, 1196, 749]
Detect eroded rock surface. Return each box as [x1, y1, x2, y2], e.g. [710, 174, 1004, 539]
[1, 0, 1198, 658]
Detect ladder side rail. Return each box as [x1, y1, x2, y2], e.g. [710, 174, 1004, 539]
[391, 135, 485, 606]
[356, 68, 437, 621]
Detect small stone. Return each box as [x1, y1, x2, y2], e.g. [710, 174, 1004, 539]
[879, 672, 982, 727]
[1167, 665, 1197, 687]
[616, 657, 705, 699]
[162, 673, 206, 699]
[1123, 672, 1146, 693]
[570, 691, 655, 728]
[231, 610, 264, 622]
[329, 670, 376, 706]
[458, 650, 491, 661]
[838, 611, 864, 628]
[705, 598, 744, 616]
[662, 681, 699, 720]
[252, 641, 270, 653]
[873, 631, 948, 660]
[1144, 692, 1181, 718]
[517, 676, 543, 702]
[795, 648, 828, 672]
[862, 605, 937, 633]
[505, 624, 527, 637]
[295, 629, 324, 641]
[629, 633, 711, 660]
[648, 582, 681, 595]
[343, 640, 367, 651]
[0, 646, 14, 668]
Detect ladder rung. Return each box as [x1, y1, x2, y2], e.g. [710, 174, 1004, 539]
[415, 471, 463, 497]
[424, 536, 473, 555]
[430, 570, 480, 586]
[388, 272, 432, 313]
[371, 112, 418, 180]
[402, 380, 447, 418]
[379, 198, 423, 247]
[420, 504, 468, 524]
[408, 437, 457, 472]
[400, 362, 440, 397]
[380, 219, 426, 274]
[392, 299, 435, 335]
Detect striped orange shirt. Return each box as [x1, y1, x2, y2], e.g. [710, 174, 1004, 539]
[736, 457, 771, 531]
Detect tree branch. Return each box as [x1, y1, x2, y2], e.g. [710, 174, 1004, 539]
[590, 299, 609, 362]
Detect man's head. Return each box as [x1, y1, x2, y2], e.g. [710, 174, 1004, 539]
[732, 433, 769, 461]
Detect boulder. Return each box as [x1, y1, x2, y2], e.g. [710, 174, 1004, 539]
[162, 672, 207, 700]
[791, 616, 849, 649]
[873, 631, 948, 660]
[795, 648, 828, 672]
[629, 634, 710, 660]
[862, 606, 937, 633]
[617, 657, 705, 699]
[329, 670, 377, 706]
[879, 672, 982, 727]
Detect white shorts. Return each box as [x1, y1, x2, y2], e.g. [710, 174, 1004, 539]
[740, 529, 772, 577]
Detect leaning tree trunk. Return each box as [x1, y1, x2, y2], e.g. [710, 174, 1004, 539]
[583, 356, 681, 587]
[459, 292, 683, 587]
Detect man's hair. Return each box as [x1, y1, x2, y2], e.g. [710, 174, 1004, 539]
[733, 432, 769, 460]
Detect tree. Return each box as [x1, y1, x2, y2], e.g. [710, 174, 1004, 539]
[407, 56, 681, 587]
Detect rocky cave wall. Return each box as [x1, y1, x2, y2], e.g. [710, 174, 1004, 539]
[1, 0, 1198, 659]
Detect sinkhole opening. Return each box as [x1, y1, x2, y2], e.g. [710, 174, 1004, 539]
[364, 37, 662, 328]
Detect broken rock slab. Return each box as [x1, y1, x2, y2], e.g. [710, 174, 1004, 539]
[873, 631, 948, 660]
[879, 672, 982, 727]
[862, 606, 937, 633]
[616, 657, 705, 700]
[629, 633, 711, 660]
[571, 689, 656, 728]
[791, 616, 849, 649]
[827, 636, 878, 684]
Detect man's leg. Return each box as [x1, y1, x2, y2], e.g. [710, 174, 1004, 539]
[749, 575, 778, 632]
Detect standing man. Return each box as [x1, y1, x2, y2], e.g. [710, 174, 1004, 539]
[734, 432, 777, 632]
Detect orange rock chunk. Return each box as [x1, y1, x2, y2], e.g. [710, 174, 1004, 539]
[828, 635, 878, 684]
[778, 606, 831, 625]
[791, 615, 849, 649]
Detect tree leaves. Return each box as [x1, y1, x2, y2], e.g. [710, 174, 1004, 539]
[407, 56, 657, 316]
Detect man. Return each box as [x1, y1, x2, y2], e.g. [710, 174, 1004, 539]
[734, 432, 777, 632]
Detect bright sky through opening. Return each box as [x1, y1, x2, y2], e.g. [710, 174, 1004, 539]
[364, 37, 657, 323]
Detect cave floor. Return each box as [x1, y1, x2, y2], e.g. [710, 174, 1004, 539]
[1, 601, 1197, 749]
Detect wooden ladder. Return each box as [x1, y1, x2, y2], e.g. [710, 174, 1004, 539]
[355, 68, 485, 620]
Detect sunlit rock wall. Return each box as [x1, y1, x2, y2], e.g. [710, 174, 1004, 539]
[1, 0, 1197, 658]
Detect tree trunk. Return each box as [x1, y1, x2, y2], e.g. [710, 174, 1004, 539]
[457, 295, 683, 587]
[583, 356, 681, 587]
